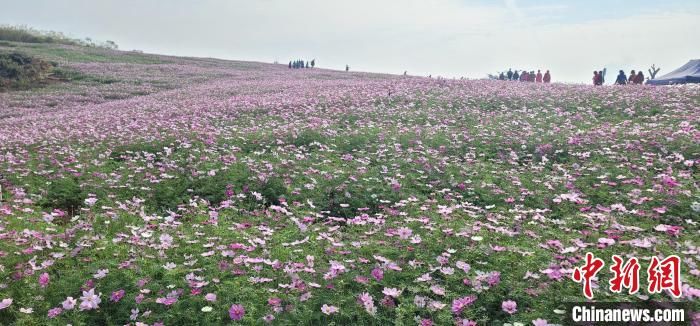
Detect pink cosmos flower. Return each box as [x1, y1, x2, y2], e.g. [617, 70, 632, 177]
[229, 304, 245, 321]
[110, 289, 125, 302]
[62, 297, 76, 310]
[39, 272, 50, 288]
[487, 271, 501, 286]
[371, 268, 384, 281]
[0, 298, 12, 310]
[156, 297, 178, 305]
[666, 225, 682, 237]
[267, 297, 282, 306]
[47, 307, 62, 318]
[94, 269, 109, 279]
[430, 285, 446, 296]
[79, 289, 101, 311]
[396, 227, 413, 239]
[502, 300, 517, 314]
[382, 287, 402, 298]
[357, 292, 377, 315]
[84, 197, 98, 207]
[451, 295, 477, 314]
[532, 319, 549, 326]
[205, 293, 217, 302]
[321, 304, 339, 315]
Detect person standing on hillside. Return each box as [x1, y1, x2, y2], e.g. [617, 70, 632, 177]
[592, 71, 598, 85]
[628, 70, 636, 84]
[543, 70, 551, 83]
[346, 64, 349, 72]
[507, 69, 513, 80]
[614, 70, 627, 85]
[512, 70, 519, 81]
[634, 71, 645, 84]
[536, 70, 543, 83]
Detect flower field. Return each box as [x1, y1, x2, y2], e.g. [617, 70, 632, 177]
[0, 43, 699, 325]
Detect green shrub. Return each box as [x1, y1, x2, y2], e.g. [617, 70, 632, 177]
[0, 52, 55, 89]
[148, 164, 257, 212]
[39, 177, 85, 214]
[0, 25, 118, 49]
[151, 177, 192, 212]
[291, 130, 325, 148]
[257, 177, 287, 205]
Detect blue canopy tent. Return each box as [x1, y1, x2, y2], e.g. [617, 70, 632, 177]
[648, 59, 700, 85]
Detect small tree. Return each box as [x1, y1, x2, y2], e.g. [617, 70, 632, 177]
[648, 64, 661, 79]
[103, 40, 118, 50]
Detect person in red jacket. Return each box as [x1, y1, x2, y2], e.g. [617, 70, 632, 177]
[628, 70, 636, 84]
[543, 70, 551, 83]
[536, 70, 543, 83]
[634, 71, 645, 84]
[520, 71, 527, 82]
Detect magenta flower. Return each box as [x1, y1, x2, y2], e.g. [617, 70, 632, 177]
[451, 295, 477, 314]
[371, 268, 384, 281]
[229, 304, 245, 321]
[47, 307, 62, 318]
[487, 271, 501, 286]
[38, 272, 50, 288]
[110, 289, 125, 302]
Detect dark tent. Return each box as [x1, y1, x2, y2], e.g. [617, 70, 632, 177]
[647, 59, 700, 85]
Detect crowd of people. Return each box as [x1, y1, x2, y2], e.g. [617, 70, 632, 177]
[593, 68, 646, 85]
[289, 59, 315, 69]
[612, 69, 645, 85]
[499, 69, 551, 83]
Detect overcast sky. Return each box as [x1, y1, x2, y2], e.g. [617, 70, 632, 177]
[2, 0, 699, 82]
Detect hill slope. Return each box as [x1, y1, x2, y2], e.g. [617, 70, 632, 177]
[0, 42, 699, 325]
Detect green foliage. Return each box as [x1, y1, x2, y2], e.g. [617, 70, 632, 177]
[51, 67, 119, 84]
[0, 52, 55, 90]
[151, 176, 192, 212]
[0, 25, 118, 49]
[258, 177, 287, 205]
[39, 177, 85, 214]
[291, 130, 325, 148]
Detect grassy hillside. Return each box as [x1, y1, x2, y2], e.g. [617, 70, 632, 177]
[0, 40, 698, 326]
